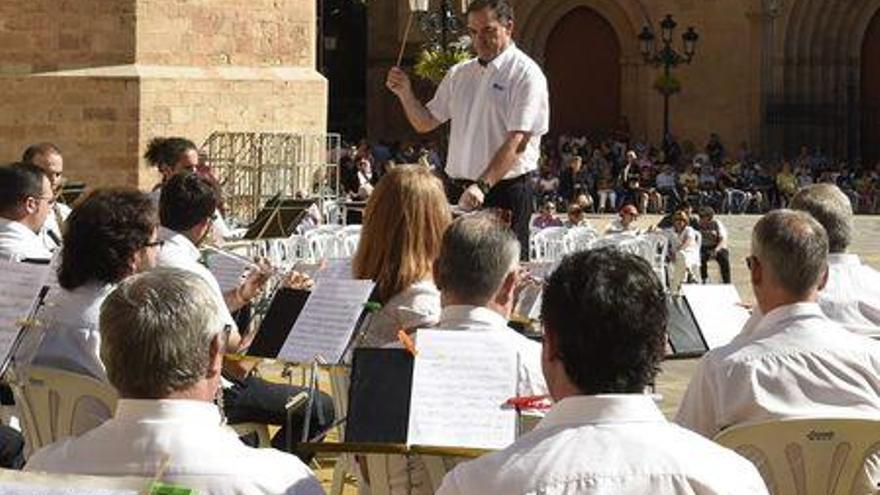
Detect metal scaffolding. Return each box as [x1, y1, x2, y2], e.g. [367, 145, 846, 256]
[201, 132, 342, 225]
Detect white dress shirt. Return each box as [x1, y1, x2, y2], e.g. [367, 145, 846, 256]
[427, 43, 549, 181]
[360, 280, 440, 348]
[155, 227, 236, 329]
[668, 226, 700, 267]
[0, 217, 52, 261]
[818, 253, 880, 336]
[438, 305, 547, 397]
[39, 202, 71, 252]
[676, 302, 880, 439]
[25, 399, 324, 495]
[437, 395, 768, 495]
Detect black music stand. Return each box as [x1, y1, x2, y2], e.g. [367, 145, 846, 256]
[243, 195, 316, 240]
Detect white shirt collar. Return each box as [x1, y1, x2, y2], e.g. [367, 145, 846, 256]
[827, 253, 861, 266]
[115, 399, 222, 424]
[484, 42, 517, 71]
[538, 394, 666, 429]
[158, 226, 200, 262]
[749, 302, 826, 339]
[0, 217, 40, 238]
[439, 304, 508, 331]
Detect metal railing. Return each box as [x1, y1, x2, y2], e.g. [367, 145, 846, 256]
[201, 132, 342, 225]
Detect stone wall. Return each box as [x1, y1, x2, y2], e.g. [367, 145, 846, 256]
[0, 0, 327, 190]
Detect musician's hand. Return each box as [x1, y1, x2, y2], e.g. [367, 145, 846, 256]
[239, 258, 272, 302]
[283, 270, 315, 291]
[386, 67, 414, 99]
[458, 184, 485, 212]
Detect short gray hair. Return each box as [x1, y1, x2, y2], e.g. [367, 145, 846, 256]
[436, 212, 520, 305]
[100, 267, 225, 398]
[790, 183, 853, 253]
[752, 209, 829, 297]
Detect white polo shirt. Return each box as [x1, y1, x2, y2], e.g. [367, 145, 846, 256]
[0, 217, 52, 261]
[40, 202, 71, 252]
[26, 399, 323, 495]
[818, 253, 880, 337]
[437, 395, 768, 495]
[676, 302, 880, 439]
[427, 43, 549, 181]
[155, 227, 236, 329]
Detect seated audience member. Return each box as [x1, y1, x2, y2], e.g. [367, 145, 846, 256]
[656, 200, 699, 230]
[791, 184, 880, 335]
[572, 192, 594, 214]
[531, 201, 563, 230]
[666, 211, 700, 293]
[0, 163, 53, 261]
[22, 142, 69, 251]
[605, 204, 640, 235]
[157, 172, 334, 454]
[676, 210, 880, 438]
[655, 164, 680, 210]
[353, 166, 451, 347]
[22, 189, 159, 431]
[563, 204, 589, 228]
[595, 163, 617, 213]
[26, 268, 324, 495]
[697, 206, 731, 284]
[437, 249, 768, 495]
[435, 213, 547, 396]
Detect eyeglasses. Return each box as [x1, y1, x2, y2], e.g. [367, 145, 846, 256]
[32, 195, 56, 205]
[144, 240, 165, 248]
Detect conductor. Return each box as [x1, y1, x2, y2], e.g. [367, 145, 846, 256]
[386, 0, 549, 259]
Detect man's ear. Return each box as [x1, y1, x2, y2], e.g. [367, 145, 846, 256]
[207, 333, 224, 379]
[496, 270, 518, 307]
[817, 264, 829, 292]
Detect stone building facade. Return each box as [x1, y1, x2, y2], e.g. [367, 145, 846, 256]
[0, 0, 326, 189]
[368, 0, 880, 161]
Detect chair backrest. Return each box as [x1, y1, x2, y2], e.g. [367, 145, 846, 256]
[10, 366, 118, 452]
[714, 418, 880, 495]
[563, 226, 598, 254]
[0, 468, 151, 493]
[531, 227, 568, 262]
[306, 228, 345, 260]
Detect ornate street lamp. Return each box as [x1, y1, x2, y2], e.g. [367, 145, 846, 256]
[416, 0, 466, 51]
[638, 14, 699, 144]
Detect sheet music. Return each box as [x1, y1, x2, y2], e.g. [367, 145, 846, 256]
[682, 284, 751, 348]
[313, 259, 353, 280]
[0, 259, 52, 367]
[278, 278, 375, 363]
[203, 248, 252, 293]
[407, 329, 517, 450]
[0, 484, 138, 495]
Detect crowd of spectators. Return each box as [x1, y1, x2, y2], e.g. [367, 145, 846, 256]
[533, 133, 880, 216]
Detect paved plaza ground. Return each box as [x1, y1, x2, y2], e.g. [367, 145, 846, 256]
[270, 213, 880, 491]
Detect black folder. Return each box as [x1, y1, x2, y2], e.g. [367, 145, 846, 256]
[247, 288, 311, 359]
[666, 295, 709, 358]
[345, 348, 414, 444]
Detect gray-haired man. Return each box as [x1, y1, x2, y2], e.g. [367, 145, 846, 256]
[791, 183, 880, 336]
[26, 268, 324, 495]
[676, 210, 880, 440]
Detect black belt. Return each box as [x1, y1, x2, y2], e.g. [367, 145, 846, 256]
[452, 172, 532, 188]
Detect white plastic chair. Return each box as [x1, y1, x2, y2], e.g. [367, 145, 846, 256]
[714, 418, 880, 495]
[563, 226, 598, 254]
[306, 226, 345, 260]
[9, 366, 118, 453]
[337, 225, 362, 258]
[531, 227, 568, 262]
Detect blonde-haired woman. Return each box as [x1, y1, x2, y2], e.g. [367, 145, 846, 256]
[353, 165, 452, 347]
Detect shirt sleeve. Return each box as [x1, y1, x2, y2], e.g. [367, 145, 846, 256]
[674, 355, 721, 438]
[506, 67, 549, 135]
[426, 64, 458, 124]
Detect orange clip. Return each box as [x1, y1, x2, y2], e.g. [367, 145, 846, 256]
[397, 329, 418, 356]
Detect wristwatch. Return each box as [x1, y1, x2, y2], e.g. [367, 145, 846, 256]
[476, 179, 491, 196]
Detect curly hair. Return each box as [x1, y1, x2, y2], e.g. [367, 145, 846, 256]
[541, 248, 668, 394]
[143, 137, 197, 168]
[58, 188, 158, 290]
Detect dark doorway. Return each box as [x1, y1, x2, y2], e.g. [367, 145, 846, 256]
[544, 7, 622, 138]
[861, 10, 880, 164]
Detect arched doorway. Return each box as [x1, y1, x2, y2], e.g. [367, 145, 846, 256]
[861, 10, 880, 163]
[543, 7, 621, 138]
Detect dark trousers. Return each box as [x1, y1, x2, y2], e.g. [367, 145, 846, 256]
[447, 174, 534, 261]
[0, 425, 24, 469]
[700, 247, 731, 284]
[224, 375, 335, 461]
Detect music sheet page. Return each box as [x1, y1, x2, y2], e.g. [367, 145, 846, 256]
[0, 259, 51, 365]
[278, 278, 375, 363]
[202, 248, 252, 293]
[682, 284, 751, 348]
[407, 329, 518, 450]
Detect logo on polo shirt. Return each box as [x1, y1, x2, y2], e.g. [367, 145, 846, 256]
[492, 82, 506, 91]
